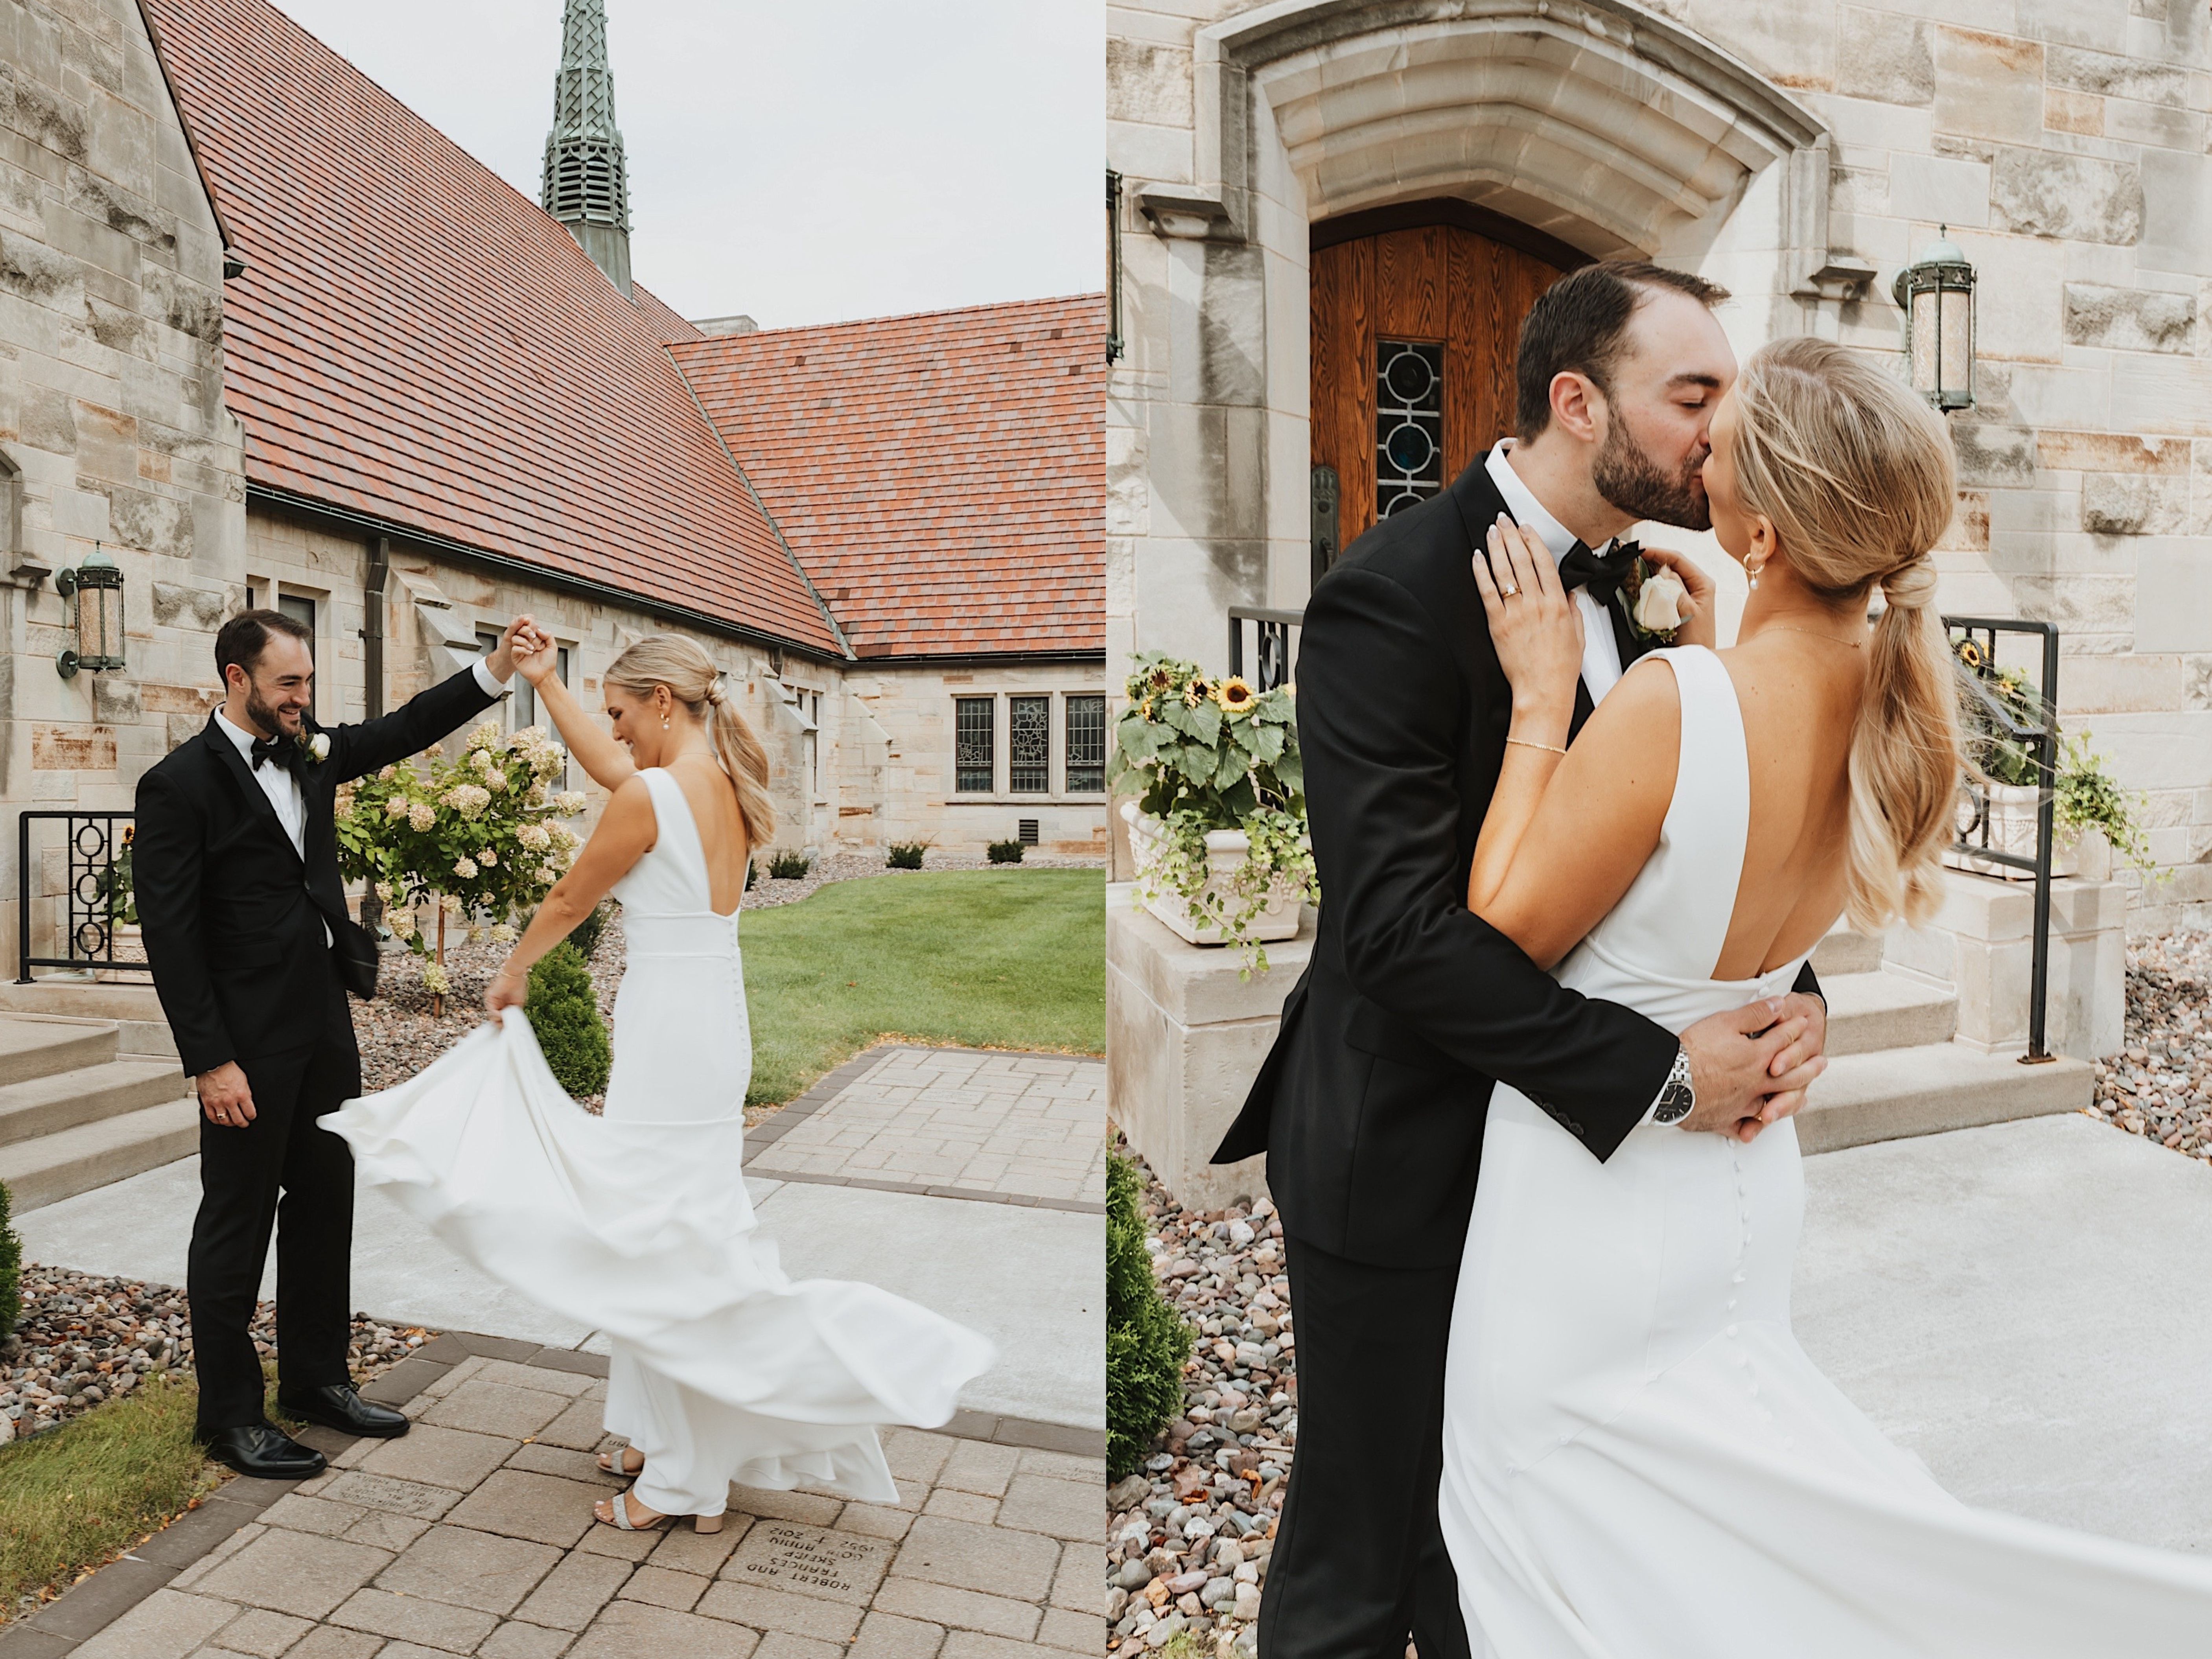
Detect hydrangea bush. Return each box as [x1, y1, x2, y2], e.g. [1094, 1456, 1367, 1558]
[336, 720, 589, 1006]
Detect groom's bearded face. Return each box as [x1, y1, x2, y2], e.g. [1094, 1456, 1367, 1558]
[1591, 409, 1712, 532]
[232, 635, 315, 738]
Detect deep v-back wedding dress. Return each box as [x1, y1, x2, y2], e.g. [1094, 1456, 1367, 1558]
[331, 768, 992, 1516]
[1437, 647, 2212, 1657]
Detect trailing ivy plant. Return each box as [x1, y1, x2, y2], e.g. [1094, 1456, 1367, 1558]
[336, 720, 586, 1011]
[1110, 652, 1316, 973]
[2055, 729, 2158, 878]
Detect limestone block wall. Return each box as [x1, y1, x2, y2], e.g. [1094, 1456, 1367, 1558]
[1107, 0, 2212, 924]
[0, 0, 246, 959]
[844, 662, 1112, 857]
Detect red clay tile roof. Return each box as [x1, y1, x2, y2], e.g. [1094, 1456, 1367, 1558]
[671, 296, 1105, 659]
[630, 283, 703, 344]
[142, 0, 841, 656]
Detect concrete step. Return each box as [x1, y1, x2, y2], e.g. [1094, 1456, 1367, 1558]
[0, 1015, 118, 1086]
[0, 1095, 199, 1211]
[1812, 922, 1884, 977]
[1798, 1042, 2093, 1156]
[0, 1057, 195, 1150]
[0, 981, 177, 1061]
[1820, 970, 1959, 1057]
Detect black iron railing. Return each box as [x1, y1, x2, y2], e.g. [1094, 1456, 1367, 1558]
[1943, 615, 2059, 1064]
[17, 811, 149, 982]
[1228, 606, 1303, 692]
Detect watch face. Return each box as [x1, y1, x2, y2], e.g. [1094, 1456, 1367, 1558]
[1654, 1082, 1693, 1124]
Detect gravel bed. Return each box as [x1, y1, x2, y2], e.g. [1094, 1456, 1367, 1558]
[740, 849, 1105, 911]
[2087, 926, 2212, 1160]
[1, 1265, 431, 1446]
[1108, 1145, 1291, 1657]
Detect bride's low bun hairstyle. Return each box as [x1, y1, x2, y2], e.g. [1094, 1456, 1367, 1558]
[1727, 336, 1961, 931]
[605, 634, 776, 851]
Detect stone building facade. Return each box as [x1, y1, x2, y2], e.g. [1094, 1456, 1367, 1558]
[1107, 0, 2212, 928]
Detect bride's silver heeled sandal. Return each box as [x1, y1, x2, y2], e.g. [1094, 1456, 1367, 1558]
[593, 1491, 722, 1534]
[597, 1447, 644, 1477]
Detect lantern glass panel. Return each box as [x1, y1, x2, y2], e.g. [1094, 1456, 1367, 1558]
[1938, 285, 1972, 400]
[78, 580, 122, 667]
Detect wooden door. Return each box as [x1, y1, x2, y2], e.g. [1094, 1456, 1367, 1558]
[1310, 208, 1575, 570]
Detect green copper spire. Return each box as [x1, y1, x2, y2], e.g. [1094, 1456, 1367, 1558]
[540, 0, 632, 296]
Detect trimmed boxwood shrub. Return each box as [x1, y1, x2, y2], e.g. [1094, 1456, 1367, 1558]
[565, 898, 615, 961]
[1107, 1150, 1191, 1479]
[768, 851, 811, 880]
[527, 942, 611, 1097]
[0, 1178, 18, 1343]
[887, 841, 929, 871]
[986, 840, 1025, 865]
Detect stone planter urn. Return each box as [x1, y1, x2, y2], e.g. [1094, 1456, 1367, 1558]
[1947, 783, 2078, 880]
[1120, 801, 1305, 947]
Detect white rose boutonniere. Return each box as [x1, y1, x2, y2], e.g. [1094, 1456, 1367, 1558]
[301, 731, 332, 765]
[1626, 560, 1689, 643]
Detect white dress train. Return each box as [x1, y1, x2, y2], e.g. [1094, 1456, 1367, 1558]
[1438, 646, 2212, 1657]
[330, 768, 994, 1515]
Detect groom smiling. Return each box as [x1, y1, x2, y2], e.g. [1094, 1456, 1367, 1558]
[1214, 262, 1833, 1658]
[133, 608, 535, 1478]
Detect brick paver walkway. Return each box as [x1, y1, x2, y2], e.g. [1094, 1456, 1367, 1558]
[45, 1344, 1101, 1659]
[746, 1049, 1105, 1209]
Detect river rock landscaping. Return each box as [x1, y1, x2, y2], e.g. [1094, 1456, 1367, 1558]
[1, 1267, 430, 1445]
[1107, 1146, 1292, 1656]
[2087, 927, 2210, 1161]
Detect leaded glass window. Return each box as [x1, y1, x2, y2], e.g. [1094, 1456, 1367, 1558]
[955, 697, 995, 792]
[1376, 339, 1444, 518]
[1065, 694, 1106, 793]
[1009, 695, 1051, 793]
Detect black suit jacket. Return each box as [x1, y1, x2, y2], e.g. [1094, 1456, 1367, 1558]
[134, 669, 502, 1077]
[1213, 457, 1820, 1269]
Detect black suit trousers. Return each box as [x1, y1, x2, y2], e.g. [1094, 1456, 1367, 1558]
[1260, 1234, 1472, 1659]
[187, 956, 360, 1433]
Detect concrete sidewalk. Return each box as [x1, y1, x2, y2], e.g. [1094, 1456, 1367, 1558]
[13, 1046, 1105, 1434]
[1796, 1110, 2212, 1550]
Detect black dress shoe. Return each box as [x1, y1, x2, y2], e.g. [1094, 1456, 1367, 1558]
[203, 1422, 326, 1479]
[277, 1382, 411, 1438]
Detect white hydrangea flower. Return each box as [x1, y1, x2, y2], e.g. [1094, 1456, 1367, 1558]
[516, 822, 552, 851]
[554, 791, 587, 815]
[388, 910, 415, 940]
[538, 864, 558, 884]
[478, 847, 496, 866]
[490, 922, 517, 945]
[378, 764, 398, 782]
[453, 857, 478, 880]
[485, 771, 508, 793]
[440, 784, 492, 821]
[408, 802, 437, 832]
[422, 960, 449, 995]
[550, 825, 580, 853]
[385, 797, 410, 820]
[467, 718, 502, 753]
[442, 893, 464, 914]
[373, 881, 394, 902]
[526, 784, 548, 808]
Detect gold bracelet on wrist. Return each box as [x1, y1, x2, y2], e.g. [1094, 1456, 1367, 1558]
[1506, 737, 1568, 755]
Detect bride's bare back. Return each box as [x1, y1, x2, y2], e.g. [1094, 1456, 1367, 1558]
[661, 754, 752, 917]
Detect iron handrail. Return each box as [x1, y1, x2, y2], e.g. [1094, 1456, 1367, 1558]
[17, 810, 150, 982]
[1942, 615, 2059, 1063]
[1227, 606, 1303, 692]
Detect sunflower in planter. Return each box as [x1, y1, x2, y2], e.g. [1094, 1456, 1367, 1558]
[1111, 651, 1314, 973]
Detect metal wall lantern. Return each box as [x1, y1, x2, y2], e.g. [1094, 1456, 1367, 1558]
[55, 543, 125, 678]
[1894, 228, 1976, 412]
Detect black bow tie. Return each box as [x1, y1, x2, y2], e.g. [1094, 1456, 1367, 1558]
[249, 734, 301, 774]
[1556, 538, 1641, 598]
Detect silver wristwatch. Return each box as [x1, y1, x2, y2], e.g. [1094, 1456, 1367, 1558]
[1652, 1047, 1695, 1125]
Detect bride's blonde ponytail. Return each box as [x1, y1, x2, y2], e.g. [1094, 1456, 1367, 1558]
[1728, 338, 1962, 930]
[605, 635, 777, 852]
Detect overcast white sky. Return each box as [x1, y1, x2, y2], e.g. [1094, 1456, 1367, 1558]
[273, 0, 1102, 329]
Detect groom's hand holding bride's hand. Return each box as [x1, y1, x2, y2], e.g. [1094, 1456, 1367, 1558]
[1677, 997, 1827, 1142]
[196, 1061, 256, 1128]
[482, 615, 543, 684]
[509, 622, 557, 685]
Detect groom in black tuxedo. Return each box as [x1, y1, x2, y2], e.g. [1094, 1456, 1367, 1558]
[135, 608, 530, 1476]
[1216, 263, 1831, 1656]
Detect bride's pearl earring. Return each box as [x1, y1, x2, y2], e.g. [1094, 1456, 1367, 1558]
[1746, 557, 1765, 591]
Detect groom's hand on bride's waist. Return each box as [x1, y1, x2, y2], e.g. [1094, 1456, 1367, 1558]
[196, 1061, 257, 1129]
[1677, 995, 1828, 1141]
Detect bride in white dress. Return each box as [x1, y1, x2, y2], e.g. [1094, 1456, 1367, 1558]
[1437, 336, 2212, 1654]
[330, 633, 992, 1533]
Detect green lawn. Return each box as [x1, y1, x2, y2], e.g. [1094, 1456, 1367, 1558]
[741, 869, 1104, 1106]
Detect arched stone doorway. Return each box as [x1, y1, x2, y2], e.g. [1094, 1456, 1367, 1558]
[1308, 202, 1588, 570]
